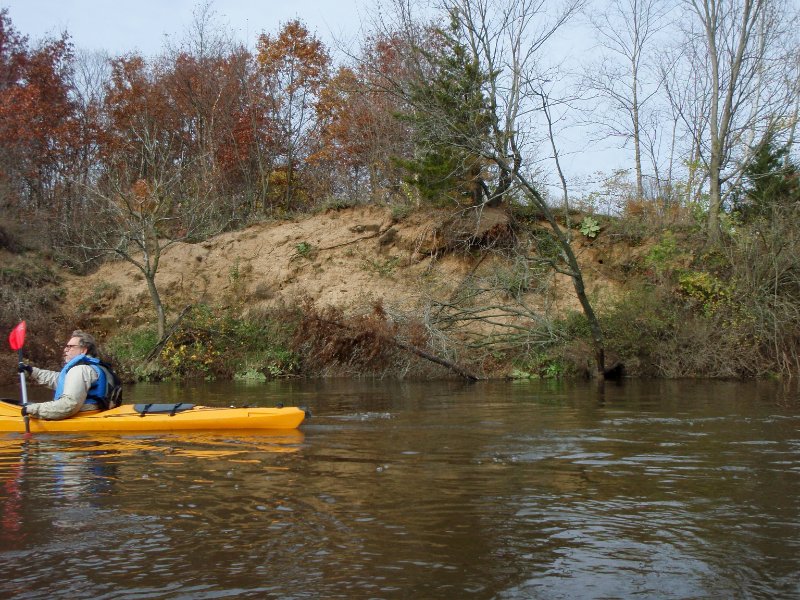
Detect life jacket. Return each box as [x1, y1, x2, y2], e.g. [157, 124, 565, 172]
[54, 354, 123, 410]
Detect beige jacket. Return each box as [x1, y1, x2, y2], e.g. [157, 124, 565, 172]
[25, 365, 99, 420]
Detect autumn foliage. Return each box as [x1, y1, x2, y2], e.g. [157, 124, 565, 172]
[0, 10, 434, 258]
[0, 9, 82, 224]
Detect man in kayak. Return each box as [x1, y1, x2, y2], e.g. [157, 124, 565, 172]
[17, 330, 120, 420]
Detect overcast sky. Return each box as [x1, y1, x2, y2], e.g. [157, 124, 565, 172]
[0, 0, 627, 189]
[1, 0, 364, 56]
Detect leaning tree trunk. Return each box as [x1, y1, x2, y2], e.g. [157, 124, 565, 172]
[515, 171, 607, 378]
[144, 272, 166, 339]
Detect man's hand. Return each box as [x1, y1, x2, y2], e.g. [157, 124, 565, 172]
[17, 362, 33, 375]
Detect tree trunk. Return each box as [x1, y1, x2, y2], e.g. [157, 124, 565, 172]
[707, 147, 723, 245]
[632, 75, 644, 201]
[567, 252, 606, 378]
[318, 316, 479, 381]
[145, 272, 166, 339]
[517, 172, 607, 377]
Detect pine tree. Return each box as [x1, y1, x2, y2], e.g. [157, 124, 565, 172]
[736, 133, 800, 223]
[396, 14, 493, 207]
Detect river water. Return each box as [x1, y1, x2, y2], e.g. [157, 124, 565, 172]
[0, 378, 798, 599]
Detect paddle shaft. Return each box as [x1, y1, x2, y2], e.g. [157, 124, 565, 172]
[17, 348, 29, 434]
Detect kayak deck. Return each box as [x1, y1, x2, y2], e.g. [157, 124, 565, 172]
[0, 401, 307, 433]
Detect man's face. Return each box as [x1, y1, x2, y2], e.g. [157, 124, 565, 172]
[63, 336, 86, 364]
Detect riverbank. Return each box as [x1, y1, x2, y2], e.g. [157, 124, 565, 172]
[1, 203, 797, 382]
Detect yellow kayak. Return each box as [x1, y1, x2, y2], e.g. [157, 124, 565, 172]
[0, 400, 307, 433]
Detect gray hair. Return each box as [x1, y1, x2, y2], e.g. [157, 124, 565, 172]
[71, 330, 98, 357]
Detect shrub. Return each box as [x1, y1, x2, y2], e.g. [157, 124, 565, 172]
[510, 353, 567, 379]
[0, 255, 68, 378]
[600, 281, 762, 378]
[106, 304, 301, 381]
[105, 327, 164, 381]
[644, 230, 682, 280]
[294, 241, 314, 259]
[390, 203, 414, 222]
[77, 281, 121, 315]
[677, 270, 732, 316]
[600, 286, 678, 376]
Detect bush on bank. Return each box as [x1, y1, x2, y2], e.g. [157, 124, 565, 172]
[106, 304, 302, 382]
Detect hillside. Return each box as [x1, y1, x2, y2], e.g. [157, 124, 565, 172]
[0, 205, 654, 385]
[65, 205, 632, 336]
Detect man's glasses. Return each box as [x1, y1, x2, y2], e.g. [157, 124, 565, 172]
[64, 344, 82, 349]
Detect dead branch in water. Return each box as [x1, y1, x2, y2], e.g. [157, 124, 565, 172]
[295, 302, 479, 381]
[373, 329, 479, 381]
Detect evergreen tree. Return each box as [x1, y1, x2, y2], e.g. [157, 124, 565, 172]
[396, 14, 494, 207]
[735, 133, 800, 223]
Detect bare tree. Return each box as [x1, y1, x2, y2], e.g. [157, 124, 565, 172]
[780, 43, 800, 160]
[585, 0, 669, 201]
[55, 49, 113, 239]
[681, 0, 797, 244]
[72, 105, 221, 339]
[440, 0, 617, 375]
[72, 49, 111, 111]
[163, 2, 246, 211]
[659, 39, 712, 205]
[371, 0, 613, 375]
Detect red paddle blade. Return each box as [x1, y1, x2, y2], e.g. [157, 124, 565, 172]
[8, 321, 26, 351]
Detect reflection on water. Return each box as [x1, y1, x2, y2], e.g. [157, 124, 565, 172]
[0, 379, 798, 599]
